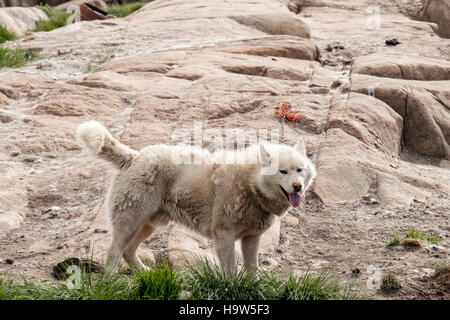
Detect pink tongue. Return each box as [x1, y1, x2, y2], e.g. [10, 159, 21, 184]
[288, 193, 301, 207]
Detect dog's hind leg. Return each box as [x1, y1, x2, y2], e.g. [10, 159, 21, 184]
[241, 235, 261, 274]
[104, 167, 163, 273]
[123, 223, 156, 270]
[105, 228, 136, 273]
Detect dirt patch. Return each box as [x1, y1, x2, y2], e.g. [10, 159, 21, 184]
[405, 269, 450, 299]
[27, 194, 67, 210]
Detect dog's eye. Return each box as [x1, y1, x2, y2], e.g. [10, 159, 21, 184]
[297, 168, 303, 173]
[279, 170, 288, 175]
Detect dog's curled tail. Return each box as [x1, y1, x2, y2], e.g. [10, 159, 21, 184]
[76, 121, 138, 169]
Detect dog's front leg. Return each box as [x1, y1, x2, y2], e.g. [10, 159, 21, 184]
[241, 235, 261, 274]
[215, 232, 236, 273]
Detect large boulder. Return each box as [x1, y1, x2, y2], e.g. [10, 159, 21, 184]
[0, 7, 47, 36]
[351, 54, 450, 81]
[0, 0, 41, 7]
[230, 13, 311, 38]
[315, 93, 400, 204]
[0, 0, 70, 6]
[314, 51, 450, 205]
[327, 93, 403, 158]
[313, 92, 446, 205]
[56, 0, 108, 11]
[351, 55, 450, 159]
[419, 0, 450, 38]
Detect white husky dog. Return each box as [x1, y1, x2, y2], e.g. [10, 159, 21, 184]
[76, 121, 317, 273]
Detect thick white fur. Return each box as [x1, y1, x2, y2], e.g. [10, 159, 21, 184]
[77, 121, 138, 168]
[76, 121, 107, 154]
[76, 121, 317, 273]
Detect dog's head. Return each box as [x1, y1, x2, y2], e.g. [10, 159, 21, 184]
[257, 139, 317, 208]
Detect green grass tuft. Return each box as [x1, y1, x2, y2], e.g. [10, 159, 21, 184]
[33, 4, 70, 32]
[0, 46, 40, 69]
[404, 229, 441, 244]
[380, 272, 401, 293]
[83, 55, 112, 73]
[183, 259, 274, 300]
[0, 278, 7, 299]
[134, 262, 182, 300]
[0, 26, 17, 44]
[279, 271, 348, 300]
[106, 2, 146, 18]
[388, 234, 402, 247]
[35, 3, 55, 17]
[387, 229, 441, 246]
[183, 259, 356, 300]
[432, 262, 449, 276]
[0, 271, 138, 300]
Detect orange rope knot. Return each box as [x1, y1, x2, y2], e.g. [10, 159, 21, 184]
[274, 101, 301, 121]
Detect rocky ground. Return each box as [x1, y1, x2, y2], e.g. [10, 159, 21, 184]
[0, 0, 449, 299]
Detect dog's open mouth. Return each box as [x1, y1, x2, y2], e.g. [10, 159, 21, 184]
[280, 186, 301, 208]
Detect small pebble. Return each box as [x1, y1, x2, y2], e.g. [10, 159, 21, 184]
[331, 79, 342, 88]
[385, 38, 401, 46]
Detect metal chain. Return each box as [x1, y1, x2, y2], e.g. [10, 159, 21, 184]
[281, 108, 285, 144]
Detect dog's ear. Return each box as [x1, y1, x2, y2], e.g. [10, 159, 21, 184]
[294, 139, 306, 157]
[258, 143, 271, 166]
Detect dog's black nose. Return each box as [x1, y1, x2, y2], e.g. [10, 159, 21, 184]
[293, 184, 302, 193]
